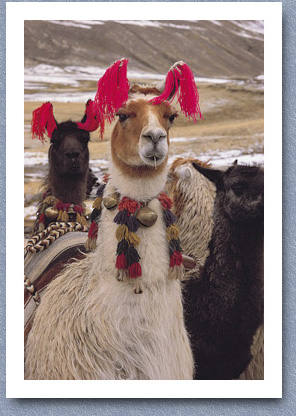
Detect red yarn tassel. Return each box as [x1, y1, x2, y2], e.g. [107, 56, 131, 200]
[150, 62, 203, 123]
[158, 191, 173, 210]
[170, 250, 183, 267]
[88, 221, 98, 239]
[94, 59, 130, 129]
[116, 253, 128, 270]
[31, 102, 57, 143]
[39, 213, 45, 224]
[128, 262, 142, 278]
[118, 196, 140, 215]
[76, 99, 101, 134]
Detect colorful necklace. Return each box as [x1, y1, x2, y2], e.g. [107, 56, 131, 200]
[86, 184, 184, 289]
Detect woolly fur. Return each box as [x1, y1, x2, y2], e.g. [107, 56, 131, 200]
[25, 91, 193, 380]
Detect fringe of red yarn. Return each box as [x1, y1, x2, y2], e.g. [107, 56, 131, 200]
[31, 102, 57, 143]
[169, 250, 183, 267]
[158, 191, 173, 210]
[76, 99, 101, 134]
[116, 253, 128, 270]
[39, 213, 45, 224]
[88, 220, 98, 239]
[128, 262, 142, 278]
[118, 197, 140, 215]
[94, 59, 130, 130]
[150, 62, 203, 123]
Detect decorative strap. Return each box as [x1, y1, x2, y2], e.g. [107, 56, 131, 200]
[25, 222, 88, 258]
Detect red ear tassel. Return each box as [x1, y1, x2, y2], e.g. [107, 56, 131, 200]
[31, 102, 57, 143]
[76, 99, 102, 134]
[94, 59, 130, 128]
[150, 62, 203, 123]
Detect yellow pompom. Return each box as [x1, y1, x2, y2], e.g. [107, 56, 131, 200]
[61, 211, 69, 222]
[126, 230, 141, 246]
[77, 212, 88, 227]
[115, 224, 129, 241]
[57, 210, 63, 221]
[166, 224, 180, 241]
[93, 196, 103, 210]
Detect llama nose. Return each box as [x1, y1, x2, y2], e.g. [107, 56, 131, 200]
[65, 151, 80, 160]
[142, 128, 167, 144]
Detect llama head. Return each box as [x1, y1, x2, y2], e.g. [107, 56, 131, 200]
[94, 59, 202, 178]
[49, 121, 90, 177]
[111, 89, 178, 176]
[31, 100, 99, 177]
[192, 161, 264, 223]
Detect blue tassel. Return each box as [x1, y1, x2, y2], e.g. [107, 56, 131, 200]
[116, 239, 129, 255]
[163, 209, 177, 227]
[96, 183, 106, 197]
[169, 239, 182, 257]
[126, 215, 139, 232]
[114, 210, 129, 224]
[127, 245, 141, 266]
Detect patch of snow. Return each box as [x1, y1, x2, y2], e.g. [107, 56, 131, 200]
[24, 152, 48, 167]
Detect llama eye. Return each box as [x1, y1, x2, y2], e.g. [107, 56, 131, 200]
[117, 114, 129, 122]
[232, 182, 247, 196]
[168, 114, 177, 123]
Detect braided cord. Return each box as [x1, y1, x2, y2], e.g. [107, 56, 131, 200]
[24, 222, 88, 258]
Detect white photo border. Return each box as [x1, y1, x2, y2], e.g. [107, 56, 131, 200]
[6, 1, 282, 399]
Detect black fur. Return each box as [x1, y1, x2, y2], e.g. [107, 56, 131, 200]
[183, 163, 264, 380]
[48, 120, 90, 204]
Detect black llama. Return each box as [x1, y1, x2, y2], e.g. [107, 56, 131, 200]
[183, 161, 264, 380]
[32, 101, 99, 233]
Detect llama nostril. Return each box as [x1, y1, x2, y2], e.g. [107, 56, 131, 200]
[142, 128, 166, 144]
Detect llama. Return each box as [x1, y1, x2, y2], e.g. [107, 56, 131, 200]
[31, 100, 99, 233]
[25, 59, 203, 380]
[167, 157, 216, 268]
[182, 161, 264, 380]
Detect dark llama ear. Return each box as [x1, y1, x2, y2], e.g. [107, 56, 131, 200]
[31, 102, 58, 144]
[76, 99, 102, 136]
[233, 159, 238, 166]
[192, 162, 224, 189]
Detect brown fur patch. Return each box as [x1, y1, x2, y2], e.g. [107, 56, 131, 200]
[129, 85, 161, 96]
[111, 97, 176, 179]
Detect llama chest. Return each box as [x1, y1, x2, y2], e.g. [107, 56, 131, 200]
[93, 196, 170, 288]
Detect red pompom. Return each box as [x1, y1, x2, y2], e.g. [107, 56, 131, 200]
[31, 102, 57, 143]
[88, 221, 98, 239]
[150, 62, 203, 123]
[39, 213, 45, 224]
[76, 99, 101, 135]
[94, 59, 130, 132]
[118, 197, 140, 215]
[116, 253, 128, 270]
[158, 192, 173, 210]
[170, 250, 183, 267]
[128, 262, 142, 278]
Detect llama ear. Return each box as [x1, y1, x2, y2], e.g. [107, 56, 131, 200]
[151, 61, 203, 123]
[31, 102, 57, 144]
[233, 159, 238, 166]
[76, 99, 101, 136]
[192, 163, 224, 189]
[94, 58, 130, 123]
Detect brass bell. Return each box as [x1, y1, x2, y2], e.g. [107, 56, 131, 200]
[44, 207, 58, 220]
[67, 205, 75, 215]
[103, 193, 119, 210]
[136, 206, 158, 227]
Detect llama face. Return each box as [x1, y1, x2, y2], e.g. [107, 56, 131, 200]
[49, 122, 90, 177]
[111, 93, 178, 176]
[223, 165, 264, 223]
